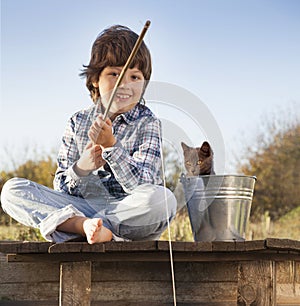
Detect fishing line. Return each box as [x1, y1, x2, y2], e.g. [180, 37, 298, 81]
[159, 134, 177, 306]
[148, 49, 177, 303]
[146, 21, 177, 304]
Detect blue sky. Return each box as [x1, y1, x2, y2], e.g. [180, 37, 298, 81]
[1, 0, 300, 172]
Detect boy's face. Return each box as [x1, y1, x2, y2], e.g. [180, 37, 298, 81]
[93, 66, 145, 118]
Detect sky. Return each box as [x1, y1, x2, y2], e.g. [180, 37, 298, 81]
[1, 0, 300, 173]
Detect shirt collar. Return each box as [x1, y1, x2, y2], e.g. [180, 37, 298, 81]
[91, 102, 144, 125]
[115, 104, 142, 125]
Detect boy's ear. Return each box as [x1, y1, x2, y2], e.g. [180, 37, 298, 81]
[92, 81, 99, 88]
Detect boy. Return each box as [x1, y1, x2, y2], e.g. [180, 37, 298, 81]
[1, 25, 177, 243]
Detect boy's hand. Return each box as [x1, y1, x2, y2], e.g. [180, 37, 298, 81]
[74, 142, 106, 176]
[88, 115, 116, 148]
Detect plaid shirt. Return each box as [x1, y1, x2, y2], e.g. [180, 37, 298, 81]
[53, 103, 162, 198]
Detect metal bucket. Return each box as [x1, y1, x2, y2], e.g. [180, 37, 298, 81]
[180, 174, 256, 242]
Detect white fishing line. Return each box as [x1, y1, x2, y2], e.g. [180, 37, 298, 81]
[159, 128, 177, 306]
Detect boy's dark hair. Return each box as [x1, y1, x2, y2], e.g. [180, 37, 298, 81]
[80, 25, 152, 103]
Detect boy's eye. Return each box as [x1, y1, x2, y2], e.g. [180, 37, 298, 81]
[131, 74, 142, 81]
[111, 72, 119, 77]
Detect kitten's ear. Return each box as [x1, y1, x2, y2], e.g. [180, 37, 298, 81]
[200, 141, 213, 154]
[181, 142, 190, 151]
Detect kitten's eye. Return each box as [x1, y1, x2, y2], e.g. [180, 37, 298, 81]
[185, 162, 192, 166]
[197, 160, 202, 165]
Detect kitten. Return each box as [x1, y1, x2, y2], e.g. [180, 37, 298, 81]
[181, 141, 215, 176]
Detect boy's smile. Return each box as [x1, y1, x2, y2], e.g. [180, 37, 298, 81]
[93, 66, 145, 119]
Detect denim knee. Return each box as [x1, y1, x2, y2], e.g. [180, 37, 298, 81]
[144, 185, 177, 222]
[1, 177, 24, 212]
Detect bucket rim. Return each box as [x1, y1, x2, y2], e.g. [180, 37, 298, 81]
[181, 174, 257, 180]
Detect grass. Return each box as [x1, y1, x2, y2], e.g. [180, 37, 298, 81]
[0, 206, 299, 242]
[0, 223, 45, 242]
[247, 206, 300, 240]
[161, 206, 300, 241]
[160, 208, 194, 242]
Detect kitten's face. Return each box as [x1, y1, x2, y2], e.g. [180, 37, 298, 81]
[181, 141, 215, 176]
[181, 143, 202, 176]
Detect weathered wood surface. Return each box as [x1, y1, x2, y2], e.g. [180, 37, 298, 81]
[2, 239, 300, 264]
[276, 261, 300, 305]
[0, 239, 300, 305]
[1, 238, 300, 255]
[0, 261, 238, 305]
[60, 261, 91, 306]
[237, 261, 275, 305]
[91, 261, 238, 305]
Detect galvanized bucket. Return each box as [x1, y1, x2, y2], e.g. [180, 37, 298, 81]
[180, 174, 256, 242]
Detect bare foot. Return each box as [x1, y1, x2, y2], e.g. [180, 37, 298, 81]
[83, 218, 112, 244]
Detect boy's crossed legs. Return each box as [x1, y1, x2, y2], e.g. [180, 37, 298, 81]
[1, 178, 177, 243]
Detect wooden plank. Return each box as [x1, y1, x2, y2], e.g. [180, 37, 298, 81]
[49, 242, 105, 253]
[91, 281, 237, 304]
[276, 261, 294, 283]
[0, 242, 52, 254]
[174, 262, 237, 282]
[276, 284, 300, 305]
[104, 240, 158, 251]
[0, 261, 59, 283]
[59, 261, 91, 306]
[7, 252, 170, 263]
[1, 239, 300, 257]
[0, 283, 59, 300]
[265, 238, 300, 251]
[6, 249, 300, 264]
[91, 302, 237, 306]
[1, 239, 300, 254]
[0, 252, 7, 262]
[211, 240, 266, 252]
[237, 260, 275, 305]
[296, 261, 300, 283]
[276, 261, 300, 305]
[92, 261, 237, 282]
[234, 240, 266, 252]
[158, 240, 212, 252]
[176, 282, 237, 304]
[92, 261, 171, 282]
[212, 241, 237, 252]
[0, 301, 57, 306]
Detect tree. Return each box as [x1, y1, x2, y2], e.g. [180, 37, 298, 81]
[0, 156, 57, 225]
[237, 106, 300, 221]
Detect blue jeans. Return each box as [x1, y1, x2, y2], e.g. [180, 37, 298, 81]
[1, 178, 177, 242]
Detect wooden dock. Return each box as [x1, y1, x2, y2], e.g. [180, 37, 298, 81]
[0, 239, 299, 305]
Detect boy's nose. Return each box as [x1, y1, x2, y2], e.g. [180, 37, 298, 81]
[119, 73, 130, 88]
